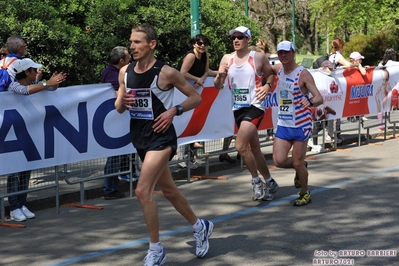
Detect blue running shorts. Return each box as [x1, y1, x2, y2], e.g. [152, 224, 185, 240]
[275, 125, 311, 142]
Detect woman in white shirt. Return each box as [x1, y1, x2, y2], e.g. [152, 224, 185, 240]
[329, 37, 351, 68]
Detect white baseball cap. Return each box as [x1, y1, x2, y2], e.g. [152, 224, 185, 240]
[277, 41, 295, 52]
[349, 51, 364, 60]
[13, 58, 42, 74]
[229, 26, 251, 38]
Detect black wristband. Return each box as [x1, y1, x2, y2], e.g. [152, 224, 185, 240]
[308, 99, 314, 106]
[267, 82, 273, 88]
[175, 105, 184, 116]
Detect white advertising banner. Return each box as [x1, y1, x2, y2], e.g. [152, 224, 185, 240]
[0, 81, 234, 175]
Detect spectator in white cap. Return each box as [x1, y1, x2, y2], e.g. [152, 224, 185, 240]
[349, 51, 364, 61]
[4, 58, 67, 222]
[349, 51, 366, 75]
[214, 26, 279, 202]
[271, 40, 323, 206]
[7, 58, 67, 95]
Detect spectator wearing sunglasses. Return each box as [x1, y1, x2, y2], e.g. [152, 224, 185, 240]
[214, 26, 279, 202]
[178, 34, 214, 89]
[177, 34, 218, 168]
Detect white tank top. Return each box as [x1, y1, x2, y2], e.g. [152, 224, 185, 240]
[227, 51, 265, 111]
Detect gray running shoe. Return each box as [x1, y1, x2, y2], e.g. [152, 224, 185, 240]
[263, 179, 279, 201]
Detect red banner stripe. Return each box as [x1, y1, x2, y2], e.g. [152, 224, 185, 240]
[178, 87, 220, 138]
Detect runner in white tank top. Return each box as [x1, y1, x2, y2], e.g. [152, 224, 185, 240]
[214, 26, 279, 202]
[227, 50, 265, 111]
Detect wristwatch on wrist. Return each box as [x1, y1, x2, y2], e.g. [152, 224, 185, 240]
[42, 82, 47, 88]
[175, 105, 184, 116]
[267, 82, 273, 88]
[308, 99, 314, 106]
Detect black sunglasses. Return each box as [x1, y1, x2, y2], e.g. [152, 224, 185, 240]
[231, 35, 247, 41]
[0, 53, 6, 56]
[196, 41, 208, 46]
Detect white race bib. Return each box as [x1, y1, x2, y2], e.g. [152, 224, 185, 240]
[233, 87, 251, 108]
[127, 88, 154, 120]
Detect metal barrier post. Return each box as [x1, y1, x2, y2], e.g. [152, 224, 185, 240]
[383, 112, 387, 140]
[357, 119, 369, 147]
[240, 155, 244, 171]
[129, 154, 134, 197]
[79, 182, 85, 205]
[388, 110, 399, 137]
[186, 156, 191, 183]
[55, 166, 60, 213]
[1, 197, 4, 222]
[321, 122, 327, 151]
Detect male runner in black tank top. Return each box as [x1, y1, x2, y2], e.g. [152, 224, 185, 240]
[114, 25, 214, 265]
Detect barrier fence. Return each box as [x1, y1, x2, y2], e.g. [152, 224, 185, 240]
[2, 64, 399, 225]
[1, 110, 398, 225]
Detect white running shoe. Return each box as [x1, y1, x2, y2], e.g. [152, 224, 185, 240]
[21, 205, 35, 219]
[118, 174, 130, 182]
[10, 208, 27, 222]
[194, 219, 214, 258]
[252, 179, 266, 201]
[178, 161, 199, 169]
[143, 246, 166, 266]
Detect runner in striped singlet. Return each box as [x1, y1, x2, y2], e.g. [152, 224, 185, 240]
[272, 41, 324, 206]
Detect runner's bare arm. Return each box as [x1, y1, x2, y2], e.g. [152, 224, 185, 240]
[115, 64, 134, 113]
[255, 52, 274, 101]
[214, 54, 230, 89]
[153, 65, 202, 133]
[300, 70, 323, 107]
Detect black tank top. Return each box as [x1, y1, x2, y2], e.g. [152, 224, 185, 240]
[177, 50, 207, 77]
[125, 60, 176, 149]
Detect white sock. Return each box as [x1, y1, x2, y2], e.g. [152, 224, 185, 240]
[149, 242, 162, 252]
[192, 218, 202, 232]
[265, 176, 273, 183]
[252, 176, 260, 183]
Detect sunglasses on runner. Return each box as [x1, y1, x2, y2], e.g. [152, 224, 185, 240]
[231, 35, 247, 41]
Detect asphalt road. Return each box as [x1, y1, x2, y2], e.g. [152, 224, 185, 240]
[1, 136, 398, 266]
